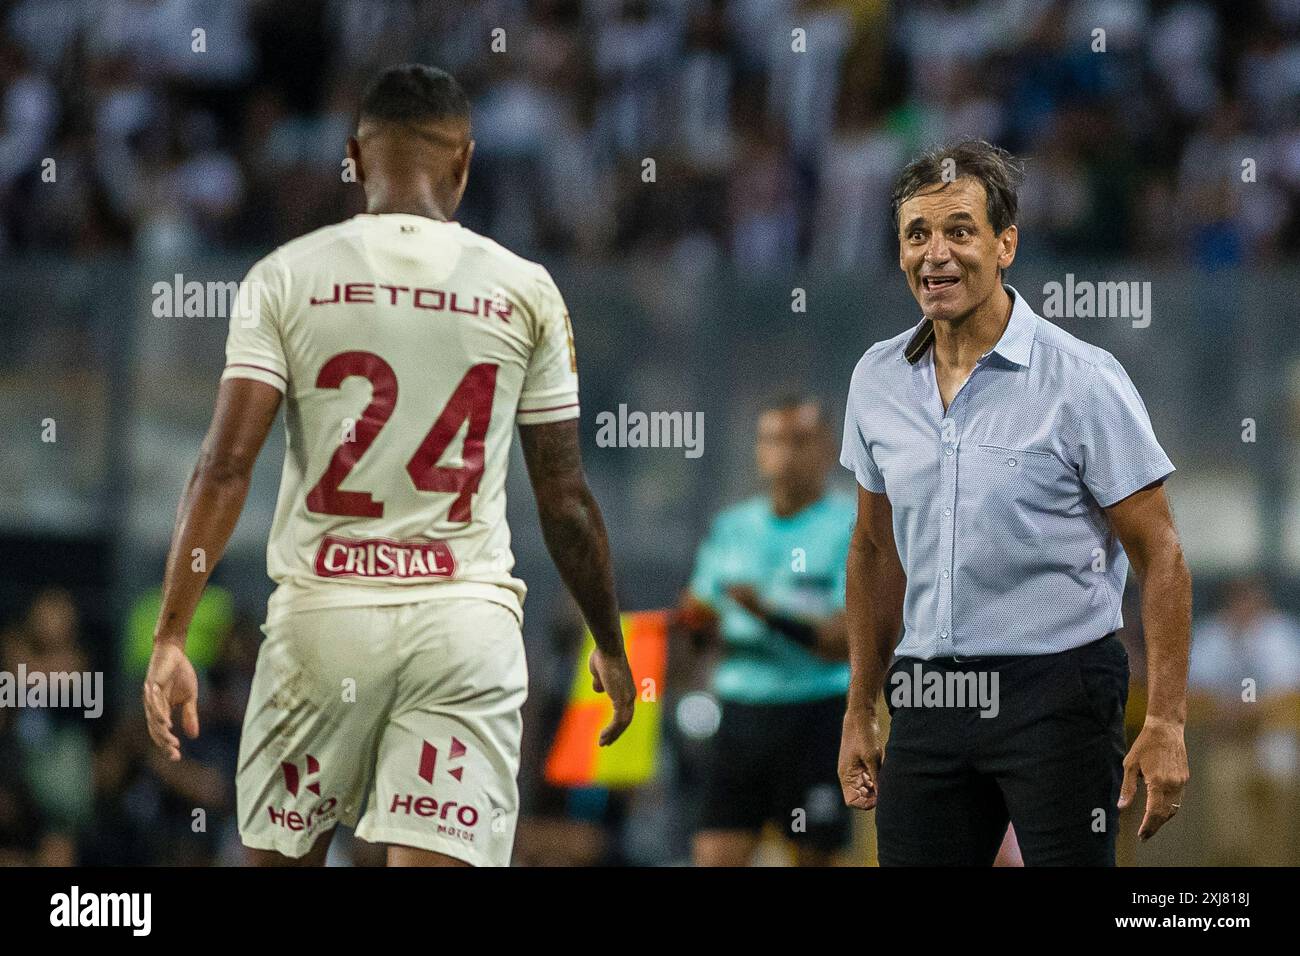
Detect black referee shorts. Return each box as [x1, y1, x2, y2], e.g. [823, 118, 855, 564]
[697, 694, 852, 852]
[876, 633, 1129, 866]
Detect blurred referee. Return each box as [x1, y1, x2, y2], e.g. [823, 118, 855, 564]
[837, 141, 1192, 866]
[680, 395, 854, 866]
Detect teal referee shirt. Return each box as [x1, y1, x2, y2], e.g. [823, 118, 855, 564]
[689, 492, 853, 705]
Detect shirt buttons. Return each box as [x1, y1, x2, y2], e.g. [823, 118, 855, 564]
[942, 570, 950, 579]
[943, 507, 952, 516]
[1007, 457, 1017, 467]
[945, 447, 954, 456]
[940, 630, 949, 639]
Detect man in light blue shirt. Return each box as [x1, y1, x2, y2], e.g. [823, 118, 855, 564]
[681, 395, 854, 866]
[837, 141, 1193, 866]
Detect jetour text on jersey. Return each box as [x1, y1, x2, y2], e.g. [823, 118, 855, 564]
[309, 282, 514, 322]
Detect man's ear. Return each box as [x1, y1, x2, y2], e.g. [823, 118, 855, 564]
[346, 136, 364, 184]
[458, 139, 475, 190]
[998, 224, 1018, 271]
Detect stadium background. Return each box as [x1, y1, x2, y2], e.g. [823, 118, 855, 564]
[1, 0, 1299, 865]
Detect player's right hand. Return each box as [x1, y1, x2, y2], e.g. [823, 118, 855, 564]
[588, 647, 635, 747]
[838, 705, 883, 810]
[143, 641, 201, 761]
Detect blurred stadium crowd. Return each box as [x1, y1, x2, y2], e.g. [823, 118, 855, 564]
[3, 0, 1300, 866]
[1, 0, 1299, 267]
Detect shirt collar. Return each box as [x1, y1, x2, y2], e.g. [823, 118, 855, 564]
[903, 284, 1037, 368]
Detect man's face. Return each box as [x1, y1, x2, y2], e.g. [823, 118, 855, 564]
[897, 176, 1016, 324]
[756, 403, 830, 493]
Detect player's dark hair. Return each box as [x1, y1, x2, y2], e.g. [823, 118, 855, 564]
[890, 139, 1025, 234]
[359, 64, 470, 127]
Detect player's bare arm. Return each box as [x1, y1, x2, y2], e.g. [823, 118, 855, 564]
[143, 378, 282, 760]
[839, 483, 906, 810]
[1105, 480, 1192, 840]
[519, 417, 634, 746]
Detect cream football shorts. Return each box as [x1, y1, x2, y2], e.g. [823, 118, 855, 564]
[235, 597, 527, 866]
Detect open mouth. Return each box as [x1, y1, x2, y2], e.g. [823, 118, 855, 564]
[922, 275, 960, 291]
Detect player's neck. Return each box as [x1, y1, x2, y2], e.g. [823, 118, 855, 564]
[365, 185, 455, 222]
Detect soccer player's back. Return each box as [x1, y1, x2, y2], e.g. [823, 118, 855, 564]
[142, 65, 634, 868]
[227, 207, 578, 623]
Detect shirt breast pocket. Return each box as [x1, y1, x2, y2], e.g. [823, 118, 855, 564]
[962, 443, 1063, 542]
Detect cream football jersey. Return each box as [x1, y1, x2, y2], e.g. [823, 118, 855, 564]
[222, 213, 579, 623]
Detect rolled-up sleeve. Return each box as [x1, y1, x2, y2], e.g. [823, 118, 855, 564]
[840, 358, 886, 493]
[1071, 354, 1175, 507]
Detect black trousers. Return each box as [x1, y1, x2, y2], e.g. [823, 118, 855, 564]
[876, 633, 1129, 866]
[698, 695, 852, 852]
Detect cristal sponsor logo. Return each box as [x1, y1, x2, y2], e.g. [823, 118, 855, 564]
[889, 664, 1001, 718]
[1041, 274, 1152, 328]
[0, 666, 103, 718]
[390, 738, 479, 842]
[151, 273, 266, 326]
[314, 534, 456, 580]
[49, 886, 151, 937]
[594, 404, 704, 459]
[267, 754, 338, 833]
[308, 281, 514, 324]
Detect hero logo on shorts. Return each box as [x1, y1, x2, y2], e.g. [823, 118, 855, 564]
[390, 738, 480, 842]
[418, 737, 468, 782]
[268, 754, 337, 834]
[314, 534, 456, 579]
[281, 754, 321, 796]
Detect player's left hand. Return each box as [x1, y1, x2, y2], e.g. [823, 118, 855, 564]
[143, 641, 201, 761]
[1118, 716, 1189, 841]
[588, 647, 635, 747]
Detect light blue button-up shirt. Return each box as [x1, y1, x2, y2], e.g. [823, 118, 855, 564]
[840, 285, 1174, 660]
